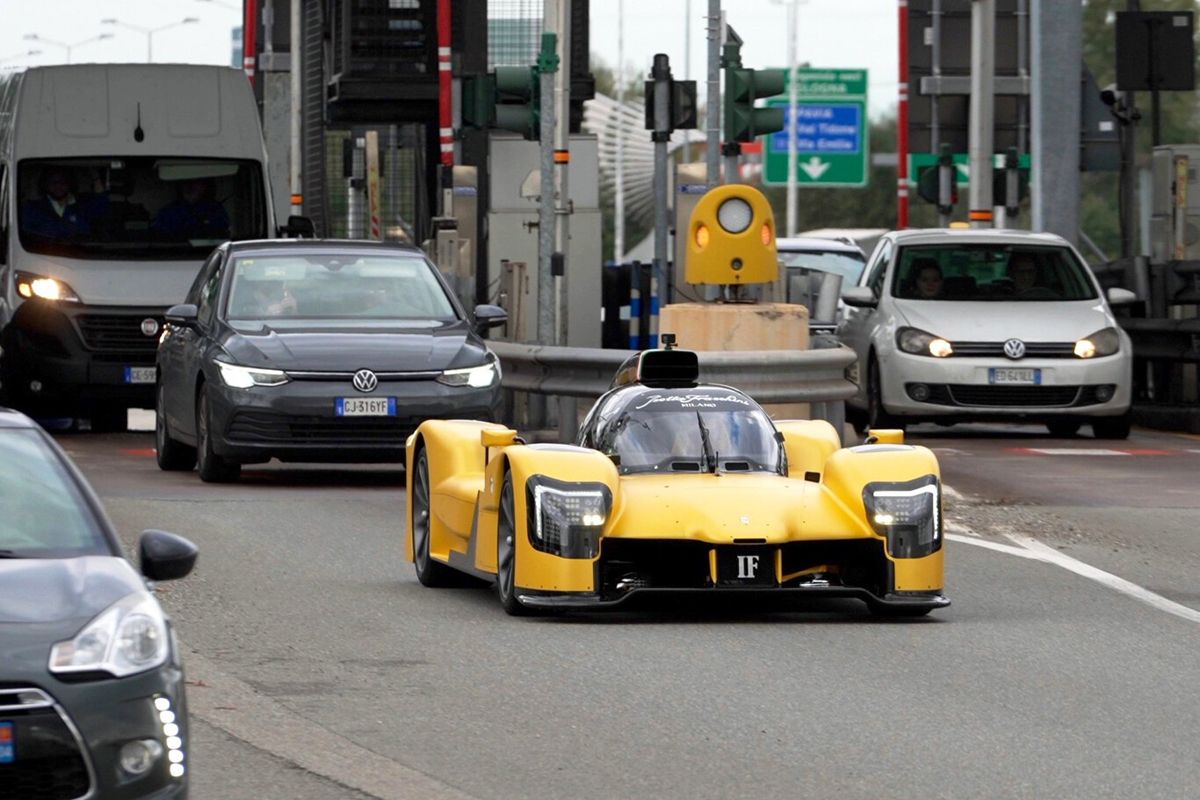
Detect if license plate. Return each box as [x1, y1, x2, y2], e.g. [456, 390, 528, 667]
[716, 548, 777, 587]
[989, 368, 1041, 385]
[335, 397, 396, 417]
[0, 721, 13, 764]
[124, 366, 156, 385]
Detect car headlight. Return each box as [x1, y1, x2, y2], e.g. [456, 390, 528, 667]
[863, 475, 942, 559]
[215, 359, 290, 388]
[897, 327, 953, 358]
[15, 271, 81, 303]
[1075, 327, 1120, 359]
[526, 476, 612, 559]
[49, 592, 170, 678]
[437, 357, 500, 388]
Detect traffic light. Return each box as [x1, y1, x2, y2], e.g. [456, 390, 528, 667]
[643, 79, 699, 132]
[461, 66, 541, 141]
[723, 41, 786, 143]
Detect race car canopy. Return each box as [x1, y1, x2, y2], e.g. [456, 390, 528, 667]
[612, 348, 700, 389]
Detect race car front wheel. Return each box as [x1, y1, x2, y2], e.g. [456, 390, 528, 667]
[412, 448, 459, 587]
[496, 472, 531, 615]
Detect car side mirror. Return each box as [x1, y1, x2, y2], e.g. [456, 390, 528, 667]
[277, 215, 316, 239]
[1106, 287, 1138, 306]
[841, 286, 878, 308]
[164, 303, 199, 327]
[473, 303, 508, 331]
[139, 530, 198, 582]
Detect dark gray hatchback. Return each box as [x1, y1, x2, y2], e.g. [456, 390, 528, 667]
[155, 240, 507, 482]
[0, 408, 197, 799]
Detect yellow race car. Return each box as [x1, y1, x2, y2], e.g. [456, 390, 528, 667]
[405, 345, 949, 616]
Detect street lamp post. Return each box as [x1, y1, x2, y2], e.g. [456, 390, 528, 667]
[100, 17, 200, 63]
[23, 33, 114, 64]
[0, 49, 43, 66]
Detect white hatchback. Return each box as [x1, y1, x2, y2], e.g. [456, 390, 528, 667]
[838, 229, 1136, 439]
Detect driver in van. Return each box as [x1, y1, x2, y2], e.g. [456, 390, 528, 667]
[152, 178, 230, 240]
[20, 167, 109, 240]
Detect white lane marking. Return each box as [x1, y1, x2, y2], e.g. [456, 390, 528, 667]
[946, 532, 1200, 626]
[184, 651, 475, 800]
[1024, 448, 1131, 456]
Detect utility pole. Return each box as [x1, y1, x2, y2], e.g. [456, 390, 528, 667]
[652, 53, 673, 345]
[967, 0, 995, 228]
[553, 0, 571, 346]
[782, 0, 800, 237]
[289, 0, 302, 217]
[706, 0, 721, 188]
[615, 0, 625, 263]
[537, 9, 558, 347]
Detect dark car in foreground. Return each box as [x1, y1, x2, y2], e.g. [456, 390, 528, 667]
[154, 240, 507, 482]
[0, 407, 197, 799]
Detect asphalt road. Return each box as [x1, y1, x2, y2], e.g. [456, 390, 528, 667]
[61, 418, 1200, 800]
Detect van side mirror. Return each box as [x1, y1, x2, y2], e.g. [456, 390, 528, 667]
[164, 303, 198, 327]
[277, 215, 315, 239]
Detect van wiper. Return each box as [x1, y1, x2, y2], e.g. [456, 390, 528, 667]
[696, 412, 718, 474]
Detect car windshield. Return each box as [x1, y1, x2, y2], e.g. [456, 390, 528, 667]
[225, 254, 459, 322]
[892, 244, 1098, 302]
[779, 249, 866, 285]
[600, 389, 782, 475]
[0, 429, 109, 558]
[17, 156, 267, 260]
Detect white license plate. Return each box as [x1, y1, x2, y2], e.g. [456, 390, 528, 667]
[988, 368, 1041, 385]
[336, 397, 396, 417]
[124, 367, 156, 384]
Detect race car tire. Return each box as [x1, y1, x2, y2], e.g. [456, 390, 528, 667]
[156, 381, 197, 471]
[867, 356, 905, 432]
[411, 448, 460, 587]
[196, 388, 241, 483]
[496, 472, 532, 616]
[1092, 412, 1132, 440]
[1045, 420, 1081, 437]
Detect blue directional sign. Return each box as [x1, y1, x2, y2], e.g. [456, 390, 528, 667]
[762, 68, 869, 188]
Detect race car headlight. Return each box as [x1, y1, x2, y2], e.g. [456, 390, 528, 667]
[214, 359, 290, 388]
[49, 592, 170, 678]
[863, 475, 942, 559]
[436, 357, 500, 388]
[526, 476, 612, 559]
[897, 327, 953, 358]
[15, 271, 81, 303]
[1075, 327, 1120, 359]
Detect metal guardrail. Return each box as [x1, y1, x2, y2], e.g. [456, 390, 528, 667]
[489, 339, 858, 442]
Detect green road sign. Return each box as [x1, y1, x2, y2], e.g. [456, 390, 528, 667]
[762, 68, 868, 188]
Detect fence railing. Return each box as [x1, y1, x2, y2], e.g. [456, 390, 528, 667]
[490, 338, 857, 442]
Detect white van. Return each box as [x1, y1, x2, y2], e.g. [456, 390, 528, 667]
[0, 64, 275, 430]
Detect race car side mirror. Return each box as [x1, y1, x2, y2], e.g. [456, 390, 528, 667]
[865, 429, 905, 445]
[482, 429, 520, 448]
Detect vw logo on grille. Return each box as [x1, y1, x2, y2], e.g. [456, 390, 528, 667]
[141, 318, 160, 337]
[1003, 338, 1026, 360]
[352, 369, 379, 393]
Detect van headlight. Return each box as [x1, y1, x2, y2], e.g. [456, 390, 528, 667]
[863, 475, 942, 558]
[49, 592, 170, 678]
[1074, 327, 1120, 359]
[897, 327, 953, 358]
[215, 359, 290, 388]
[526, 476, 612, 559]
[15, 271, 82, 303]
[437, 356, 500, 388]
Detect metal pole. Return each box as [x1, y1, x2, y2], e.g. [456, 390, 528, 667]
[967, 0, 995, 228]
[706, 0, 721, 187]
[289, 0, 302, 217]
[785, 0, 799, 237]
[615, 0, 625, 263]
[932, 0, 948, 227]
[147, 33, 153, 63]
[897, 0, 910, 228]
[653, 54, 672, 348]
[553, 0, 571, 346]
[684, 0, 692, 164]
[537, 11, 557, 347]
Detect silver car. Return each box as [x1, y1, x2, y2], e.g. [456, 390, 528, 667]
[838, 229, 1136, 439]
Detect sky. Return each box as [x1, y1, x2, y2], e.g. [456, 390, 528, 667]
[2, 0, 899, 116]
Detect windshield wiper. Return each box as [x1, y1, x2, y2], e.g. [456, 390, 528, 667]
[0, 549, 27, 559]
[696, 412, 718, 474]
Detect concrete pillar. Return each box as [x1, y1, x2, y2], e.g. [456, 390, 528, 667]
[1030, 0, 1082, 243]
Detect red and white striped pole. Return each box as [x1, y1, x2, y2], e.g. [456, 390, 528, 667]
[242, 0, 258, 87]
[897, 0, 910, 229]
[437, 0, 454, 169]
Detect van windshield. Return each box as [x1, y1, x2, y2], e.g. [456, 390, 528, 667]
[17, 157, 267, 260]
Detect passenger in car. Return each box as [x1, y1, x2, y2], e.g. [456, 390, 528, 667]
[911, 259, 945, 299]
[1006, 253, 1041, 294]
